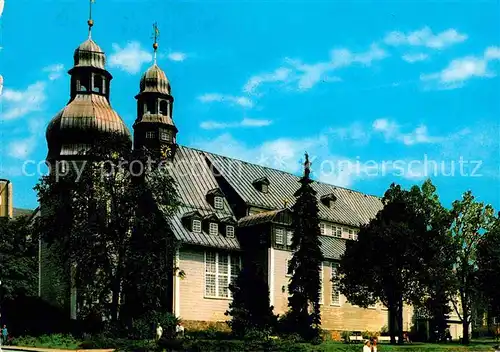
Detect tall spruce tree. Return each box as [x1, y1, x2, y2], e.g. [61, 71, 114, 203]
[287, 152, 324, 340]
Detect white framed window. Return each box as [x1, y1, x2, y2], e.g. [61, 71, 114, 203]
[146, 131, 155, 139]
[192, 219, 202, 233]
[320, 223, 325, 235]
[331, 262, 340, 305]
[209, 222, 219, 236]
[214, 196, 224, 209]
[275, 228, 284, 245]
[160, 131, 170, 141]
[353, 233, 358, 241]
[286, 230, 293, 246]
[333, 226, 342, 238]
[226, 225, 235, 238]
[348, 229, 354, 240]
[204, 251, 241, 299]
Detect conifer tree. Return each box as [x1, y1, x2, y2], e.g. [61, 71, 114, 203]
[287, 152, 324, 340]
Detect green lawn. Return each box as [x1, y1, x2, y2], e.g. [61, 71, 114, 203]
[318, 340, 499, 351]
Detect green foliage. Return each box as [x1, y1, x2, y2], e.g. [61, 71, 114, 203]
[340, 331, 351, 344]
[11, 334, 80, 349]
[0, 215, 38, 300]
[225, 258, 276, 338]
[287, 153, 324, 341]
[477, 214, 500, 318]
[339, 179, 455, 344]
[34, 132, 180, 324]
[448, 191, 496, 345]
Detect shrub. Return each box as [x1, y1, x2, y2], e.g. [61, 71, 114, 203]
[341, 330, 351, 344]
[11, 334, 80, 349]
[380, 325, 389, 336]
[361, 330, 378, 339]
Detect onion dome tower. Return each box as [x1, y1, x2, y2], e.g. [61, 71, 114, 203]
[46, 1, 131, 168]
[133, 23, 178, 161]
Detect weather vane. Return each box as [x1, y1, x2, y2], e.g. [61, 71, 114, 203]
[152, 22, 160, 64]
[88, 0, 95, 39]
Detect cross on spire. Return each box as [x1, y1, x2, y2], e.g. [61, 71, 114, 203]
[152, 22, 160, 64]
[87, 0, 95, 39]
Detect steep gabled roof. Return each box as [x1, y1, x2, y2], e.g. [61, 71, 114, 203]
[160, 145, 383, 252]
[203, 149, 382, 227]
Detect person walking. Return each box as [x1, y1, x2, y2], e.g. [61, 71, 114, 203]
[1, 325, 7, 346]
[371, 337, 378, 352]
[363, 339, 371, 352]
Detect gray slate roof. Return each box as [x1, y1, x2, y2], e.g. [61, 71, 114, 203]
[164, 145, 383, 253]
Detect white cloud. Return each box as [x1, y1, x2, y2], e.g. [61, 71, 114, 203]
[244, 44, 387, 94]
[200, 118, 272, 130]
[168, 52, 187, 62]
[198, 93, 253, 108]
[109, 41, 152, 74]
[384, 27, 467, 49]
[401, 53, 429, 63]
[43, 64, 65, 80]
[372, 118, 443, 145]
[0, 82, 47, 120]
[243, 68, 292, 94]
[420, 46, 500, 88]
[8, 137, 37, 159]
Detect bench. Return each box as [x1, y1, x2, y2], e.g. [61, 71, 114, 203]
[378, 336, 399, 342]
[349, 335, 364, 343]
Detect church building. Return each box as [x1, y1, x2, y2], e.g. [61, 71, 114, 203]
[37, 9, 425, 336]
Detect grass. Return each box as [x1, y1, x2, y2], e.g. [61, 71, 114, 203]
[319, 340, 499, 351]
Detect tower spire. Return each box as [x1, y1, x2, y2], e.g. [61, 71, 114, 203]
[87, 0, 95, 39]
[304, 152, 311, 178]
[152, 22, 160, 65]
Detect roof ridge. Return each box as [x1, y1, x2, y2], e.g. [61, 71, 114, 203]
[179, 145, 381, 200]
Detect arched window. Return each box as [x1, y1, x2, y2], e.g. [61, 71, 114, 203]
[145, 100, 156, 114]
[159, 100, 169, 116]
[93, 75, 103, 93]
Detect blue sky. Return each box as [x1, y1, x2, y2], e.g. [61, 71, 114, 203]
[0, 0, 499, 211]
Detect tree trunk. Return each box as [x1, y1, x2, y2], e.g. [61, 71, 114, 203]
[397, 298, 404, 344]
[462, 318, 470, 345]
[388, 300, 397, 344]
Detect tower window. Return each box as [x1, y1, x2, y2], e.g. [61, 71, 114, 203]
[146, 131, 156, 139]
[93, 75, 103, 93]
[77, 80, 88, 92]
[159, 100, 169, 115]
[160, 131, 171, 142]
[145, 101, 156, 114]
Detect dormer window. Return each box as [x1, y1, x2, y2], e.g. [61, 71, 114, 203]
[192, 219, 202, 233]
[220, 217, 237, 238]
[182, 211, 202, 233]
[209, 222, 218, 236]
[226, 226, 235, 238]
[206, 188, 225, 209]
[321, 193, 337, 207]
[252, 177, 270, 193]
[214, 196, 223, 209]
[146, 131, 155, 139]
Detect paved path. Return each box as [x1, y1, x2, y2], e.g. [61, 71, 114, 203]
[2, 346, 114, 352]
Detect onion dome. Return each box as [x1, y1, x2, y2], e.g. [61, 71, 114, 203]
[46, 95, 131, 160]
[139, 64, 171, 95]
[73, 38, 106, 69]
